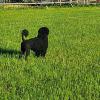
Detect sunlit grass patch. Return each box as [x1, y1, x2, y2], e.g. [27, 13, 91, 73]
[0, 7, 100, 99]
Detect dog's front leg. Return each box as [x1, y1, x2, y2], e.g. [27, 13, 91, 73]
[35, 50, 40, 57]
[41, 49, 47, 57]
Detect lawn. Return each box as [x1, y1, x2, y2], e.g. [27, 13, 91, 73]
[0, 7, 100, 100]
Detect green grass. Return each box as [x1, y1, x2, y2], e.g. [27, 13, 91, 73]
[0, 7, 100, 100]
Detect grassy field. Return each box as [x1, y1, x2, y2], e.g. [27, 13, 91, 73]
[0, 7, 100, 100]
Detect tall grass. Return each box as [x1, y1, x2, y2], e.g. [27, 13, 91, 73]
[0, 7, 100, 100]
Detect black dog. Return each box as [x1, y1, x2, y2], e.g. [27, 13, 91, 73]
[20, 27, 49, 59]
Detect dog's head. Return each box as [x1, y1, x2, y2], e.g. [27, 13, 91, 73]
[38, 27, 49, 39]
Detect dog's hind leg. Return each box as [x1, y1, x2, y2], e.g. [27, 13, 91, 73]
[19, 47, 26, 58]
[25, 49, 30, 60]
[19, 43, 26, 58]
[19, 51, 25, 58]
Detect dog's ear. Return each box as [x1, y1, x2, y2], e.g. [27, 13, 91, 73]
[46, 28, 49, 35]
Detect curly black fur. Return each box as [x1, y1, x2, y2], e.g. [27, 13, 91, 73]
[19, 27, 49, 60]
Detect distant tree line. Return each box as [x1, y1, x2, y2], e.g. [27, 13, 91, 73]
[0, 0, 41, 3]
[0, 0, 99, 3]
[0, 0, 60, 3]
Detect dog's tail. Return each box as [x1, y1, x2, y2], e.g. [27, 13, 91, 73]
[21, 29, 29, 41]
